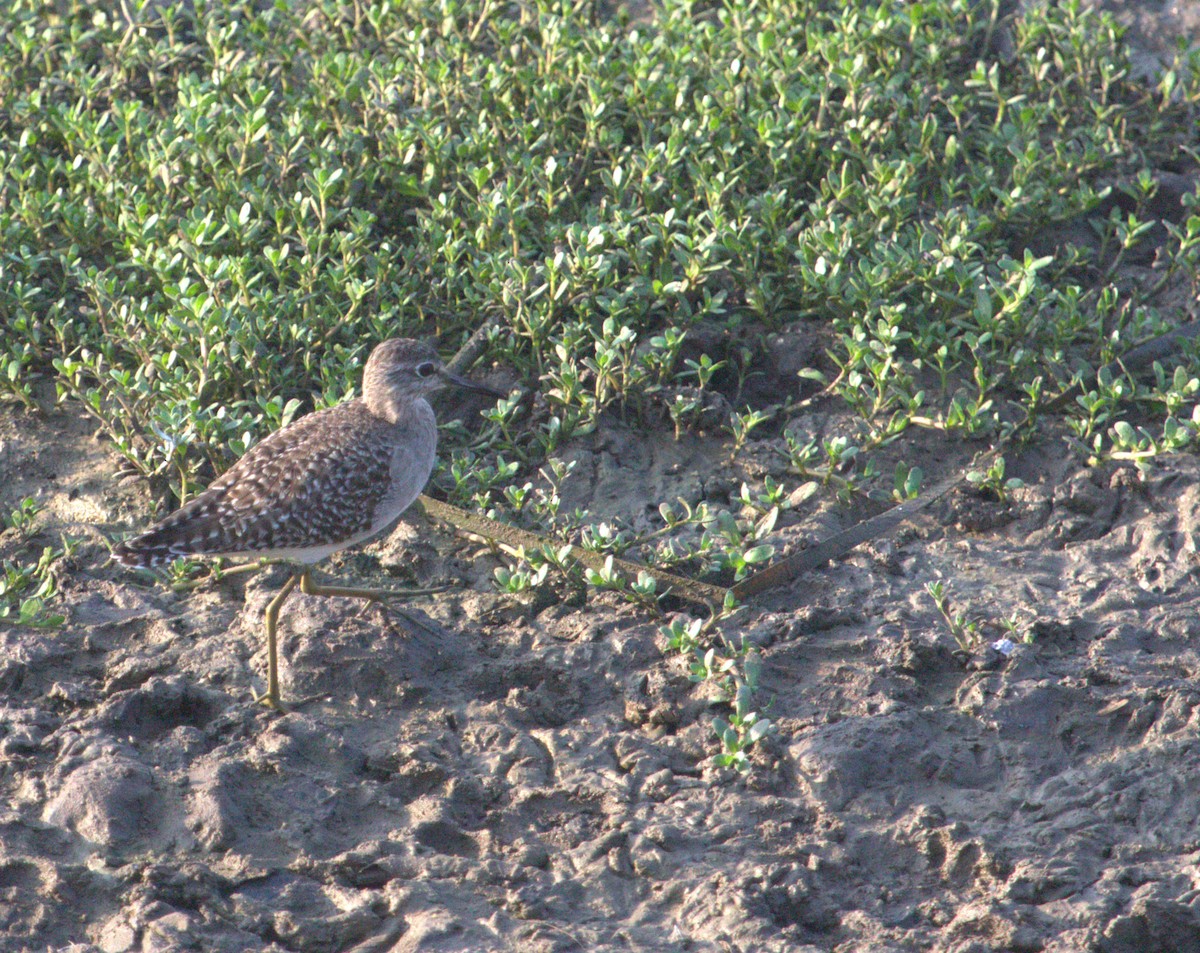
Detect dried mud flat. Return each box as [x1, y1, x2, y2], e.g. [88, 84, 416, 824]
[6, 375, 1200, 953]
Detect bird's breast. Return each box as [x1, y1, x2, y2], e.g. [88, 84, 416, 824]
[369, 399, 438, 533]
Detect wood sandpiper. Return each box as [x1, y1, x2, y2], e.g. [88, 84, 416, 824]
[113, 338, 503, 709]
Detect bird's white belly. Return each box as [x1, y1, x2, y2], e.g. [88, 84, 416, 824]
[223, 526, 397, 565]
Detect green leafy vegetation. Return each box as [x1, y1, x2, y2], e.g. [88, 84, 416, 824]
[926, 580, 982, 653]
[926, 580, 1033, 656]
[965, 455, 1023, 502]
[661, 611, 774, 771]
[0, 497, 75, 628]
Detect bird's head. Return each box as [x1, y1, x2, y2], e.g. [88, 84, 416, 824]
[362, 338, 503, 417]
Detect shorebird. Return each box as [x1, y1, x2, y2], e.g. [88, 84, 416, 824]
[113, 338, 503, 709]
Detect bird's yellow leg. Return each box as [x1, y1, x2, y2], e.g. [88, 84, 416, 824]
[297, 567, 447, 604]
[256, 571, 301, 711]
[298, 568, 449, 638]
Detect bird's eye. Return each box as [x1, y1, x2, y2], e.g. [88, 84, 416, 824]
[415, 361, 437, 379]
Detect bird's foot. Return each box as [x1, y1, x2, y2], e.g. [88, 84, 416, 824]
[254, 691, 288, 713]
[353, 596, 401, 634]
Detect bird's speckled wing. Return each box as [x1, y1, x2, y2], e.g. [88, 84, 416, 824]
[114, 401, 396, 567]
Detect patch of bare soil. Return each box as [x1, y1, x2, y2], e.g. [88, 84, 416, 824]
[6, 371, 1200, 953]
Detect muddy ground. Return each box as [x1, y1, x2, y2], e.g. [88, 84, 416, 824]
[8, 337, 1200, 953]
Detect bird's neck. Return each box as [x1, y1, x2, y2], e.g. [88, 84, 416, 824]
[365, 389, 430, 427]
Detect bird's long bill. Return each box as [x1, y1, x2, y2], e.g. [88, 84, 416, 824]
[440, 368, 507, 399]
